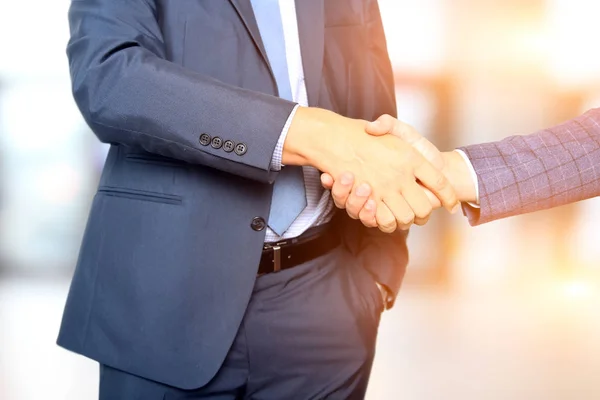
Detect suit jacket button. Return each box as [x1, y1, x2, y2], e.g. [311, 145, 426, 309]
[235, 143, 248, 156]
[223, 140, 235, 153]
[251, 217, 266, 231]
[211, 136, 223, 149]
[199, 133, 211, 146]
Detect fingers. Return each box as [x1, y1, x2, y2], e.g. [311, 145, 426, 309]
[323, 160, 448, 231]
[344, 182, 443, 230]
[330, 172, 354, 209]
[328, 176, 439, 230]
[343, 182, 370, 219]
[375, 202, 398, 233]
[381, 194, 415, 231]
[351, 185, 435, 230]
[327, 172, 437, 230]
[358, 198, 378, 228]
[400, 182, 434, 226]
[366, 114, 422, 144]
[325, 172, 377, 228]
[413, 161, 459, 213]
[330, 174, 377, 227]
[320, 173, 334, 190]
[422, 186, 442, 209]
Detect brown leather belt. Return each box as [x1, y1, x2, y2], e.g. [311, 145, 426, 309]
[258, 224, 340, 276]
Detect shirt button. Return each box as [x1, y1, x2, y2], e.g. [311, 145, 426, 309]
[211, 136, 223, 149]
[250, 217, 266, 231]
[199, 133, 211, 146]
[223, 140, 235, 153]
[235, 143, 248, 156]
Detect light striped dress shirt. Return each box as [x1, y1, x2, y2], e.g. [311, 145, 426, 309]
[265, 0, 335, 243]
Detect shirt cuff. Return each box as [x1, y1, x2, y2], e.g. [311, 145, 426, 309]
[270, 104, 300, 171]
[453, 149, 480, 208]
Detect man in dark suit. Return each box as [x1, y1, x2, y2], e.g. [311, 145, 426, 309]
[57, 1, 459, 398]
[322, 108, 600, 226]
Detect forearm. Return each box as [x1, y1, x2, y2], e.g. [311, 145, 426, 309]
[69, 0, 295, 183]
[459, 108, 600, 225]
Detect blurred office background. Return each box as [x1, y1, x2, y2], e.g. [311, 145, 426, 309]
[1, 0, 600, 398]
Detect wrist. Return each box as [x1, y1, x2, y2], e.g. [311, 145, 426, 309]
[282, 107, 321, 166]
[442, 151, 478, 203]
[282, 106, 349, 169]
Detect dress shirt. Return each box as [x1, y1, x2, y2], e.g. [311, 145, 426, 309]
[454, 149, 480, 207]
[263, 0, 335, 242]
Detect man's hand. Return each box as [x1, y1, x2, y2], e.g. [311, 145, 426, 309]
[321, 115, 475, 229]
[283, 108, 459, 232]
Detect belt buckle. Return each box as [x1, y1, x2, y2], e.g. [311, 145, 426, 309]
[272, 245, 281, 272]
[263, 241, 288, 273]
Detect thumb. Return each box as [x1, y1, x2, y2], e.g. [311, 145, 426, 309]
[365, 114, 397, 137]
[423, 186, 442, 209]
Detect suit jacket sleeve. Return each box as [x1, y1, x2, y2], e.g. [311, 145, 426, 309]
[67, 0, 296, 183]
[340, 0, 409, 308]
[459, 108, 600, 225]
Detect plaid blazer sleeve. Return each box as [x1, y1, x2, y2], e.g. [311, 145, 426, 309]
[458, 108, 600, 226]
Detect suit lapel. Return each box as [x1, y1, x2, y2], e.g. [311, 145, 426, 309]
[228, 0, 271, 70]
[295, 0, 325, 106]
[229, 0, 324, 106]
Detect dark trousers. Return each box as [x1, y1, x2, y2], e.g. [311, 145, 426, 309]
[99, 246, 384, 399]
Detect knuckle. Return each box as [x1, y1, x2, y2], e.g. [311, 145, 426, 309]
[415, 205, 433, 219]
[346, 209, 359, 219]
[348, 206, 361, 217]
[414, 217, 429, 226]
[346, 196, 360, 208]
[331, 187, 346, 199]
[356, 208, 369, 218]
[359, 207, 375, 218]
[381, 219, 395, 229]
[379, 225, 395, 233]
[397, 214, 415, 225]
[361, 216, 377, 228]
[333, 199, 346, 209]
[333, 195, 348, 207]
[362, 218, 377, 228]
[378, 219, 396, 232]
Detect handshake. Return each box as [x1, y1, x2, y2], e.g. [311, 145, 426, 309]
[283, 108, 479, 232]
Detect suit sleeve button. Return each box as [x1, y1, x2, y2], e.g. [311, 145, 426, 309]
[211, 136, 223, 149]
[235, 143, 248, 156]
[251, 217, 266, 231]
[199, 133, 211, 146]
[223, 140, 235, 153]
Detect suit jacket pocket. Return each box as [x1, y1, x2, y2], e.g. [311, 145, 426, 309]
[98, 186, 183, 205]
[125, 153, 187, 168]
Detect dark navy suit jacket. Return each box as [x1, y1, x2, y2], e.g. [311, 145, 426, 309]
[58, 0, 409, 390]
